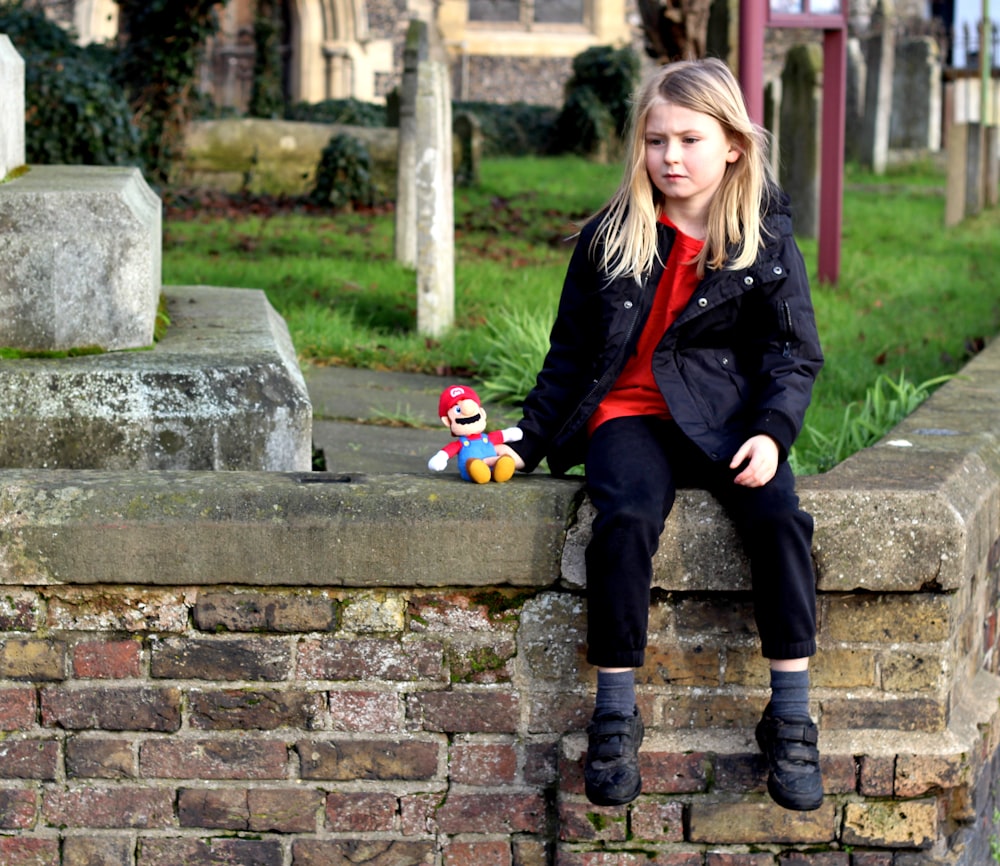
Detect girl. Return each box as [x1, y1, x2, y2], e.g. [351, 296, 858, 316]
[494, 58, 825, 811]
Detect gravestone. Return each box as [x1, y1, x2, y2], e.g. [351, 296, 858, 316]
[454, 111, 482, 187]
[861, 0, 895, 173]
[845, 37, 866, 163]
[414, 20, 455, 338]
[891, 37, 942, 152]
[0, 36, 312, 470]
[0, 35, 23, 180]
[779, 43, 822, 239]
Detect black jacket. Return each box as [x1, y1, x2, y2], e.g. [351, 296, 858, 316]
[511, 195, 824, 476]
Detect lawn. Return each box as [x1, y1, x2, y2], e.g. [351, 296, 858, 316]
[162, 156, 1000, 472]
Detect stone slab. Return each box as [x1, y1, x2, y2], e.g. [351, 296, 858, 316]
[0, 34, 24, 180]
[0, 165, 161, 351]
[0, 285, 312, 471]
[0, 470, 580, 587]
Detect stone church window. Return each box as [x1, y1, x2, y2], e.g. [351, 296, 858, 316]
[468, 0, 585, 25]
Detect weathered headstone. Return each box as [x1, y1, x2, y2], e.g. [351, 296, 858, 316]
[845, 37, 866, 163]
[0, 34, 25, 180]
[860, 0, 895, 173]
[395, 28, 418, 268]
[0, 37, 312, 471]
[890, 37, 942, 152]
[454, 111, 482, 187]
[398, 18, 454, 339]
[779, 43, 822, 239]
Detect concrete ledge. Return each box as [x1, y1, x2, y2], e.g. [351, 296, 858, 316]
[0, 471, 580, 586]
[1, 337, 994, 595]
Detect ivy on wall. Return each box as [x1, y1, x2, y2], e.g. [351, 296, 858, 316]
[115, 0, 223, 186]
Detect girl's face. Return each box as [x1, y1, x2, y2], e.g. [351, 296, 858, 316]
[643, 100, 741, 231]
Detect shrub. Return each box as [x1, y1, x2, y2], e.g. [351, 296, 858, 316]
[0, 1, 140, 167]
[309, 133, 377, 209]
[286, 98, 388, 127]
[452, 101, 558, 157]
[554, 44, 640, 156]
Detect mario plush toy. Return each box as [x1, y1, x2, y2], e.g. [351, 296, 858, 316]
[428, 384, 523, 483]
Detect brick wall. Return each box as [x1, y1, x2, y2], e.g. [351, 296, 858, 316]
[1, 340, 999, 865]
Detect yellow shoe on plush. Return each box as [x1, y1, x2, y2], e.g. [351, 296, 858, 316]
[465, 458, 491, 484]
[492, 454, 515, 483]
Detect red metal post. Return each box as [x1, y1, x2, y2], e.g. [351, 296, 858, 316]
[739, 0, 766, 124]
[818, 25, 846, 284]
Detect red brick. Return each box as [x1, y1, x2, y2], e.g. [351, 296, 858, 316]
[436, 791, 547, 834]
[523, 740, 559, 787]
[557, 851, 701, 866]
[778, 854, 848, 865]
[444, 840, 512, 866]
[706, 854, 777, 866]
[849, 854, 893, 866]
[849, 854, 894, 866]
[329, 689, 401, 732]
[297, 637, 445, 681]
[558, 800, 627, 842]
[194, 589, 336, 632]
[187, 688, 324, 730]
[249, 788, 323, 833]
[40, 686, 180, 732]
[0, 590, 39, 631]
[0, 688, 36, 730]
[72, 640, 141, 679]
[62, 837, 133, 866]
[150, 636, 291, 680]
[451, 742, 518, 785]
[400, 792, 441, 835]
[0, 837, 60, 866]
[409, 689, 519, 733]
[408, 590, 524, 633]
[0, 788, 37, 829]
[65, 736, 135, 779]
[0, 639, 65, 681]
[298, 738, 440, 781]
[325, 792, 398, 832]
[858, 755, 894, 796]
[43, 786, 174, 829]
[139, 838, 282, 866]
[0, 738, 58, 780]
[177, 786, 322, 833]
[640, 749, 711, 793]
[292, 840, 435, 866]
[141, 737, 288, 779]
[630, 798, 684, 842]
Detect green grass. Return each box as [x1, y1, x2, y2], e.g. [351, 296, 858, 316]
[162, 155, 1000, 472]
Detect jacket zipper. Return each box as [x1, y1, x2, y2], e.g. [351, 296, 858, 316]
[780, 299, 793, 358]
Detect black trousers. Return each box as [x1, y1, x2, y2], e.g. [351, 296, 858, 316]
[584, 416, 817, 668]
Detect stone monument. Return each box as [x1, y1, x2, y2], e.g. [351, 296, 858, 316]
[0, 36, 312, 471]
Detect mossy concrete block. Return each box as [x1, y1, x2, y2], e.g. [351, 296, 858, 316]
[180, 118, 399, 197]
[0, 35, 25, 180]
[0, 471, 582, 587]
[0, 165, 161, 351]
[0, 285, 312, 471]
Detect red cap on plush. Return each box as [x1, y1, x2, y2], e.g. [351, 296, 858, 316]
[438, 384, 481, 418]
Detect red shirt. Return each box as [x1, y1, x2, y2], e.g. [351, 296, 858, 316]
[588, 216, 704, 435]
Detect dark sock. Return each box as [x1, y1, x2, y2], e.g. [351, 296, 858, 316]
[768, 668, 810, 720]
[594, 669, 635, 717]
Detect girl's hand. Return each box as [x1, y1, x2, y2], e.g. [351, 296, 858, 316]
[730, 435, 779, 487]
[490, 444, 525, 471]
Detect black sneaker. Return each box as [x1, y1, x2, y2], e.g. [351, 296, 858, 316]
[755, 704, 824, 811]
[584, 706, 644, 806]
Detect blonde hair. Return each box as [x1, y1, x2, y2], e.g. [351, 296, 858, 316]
[594, 57, 776, 281]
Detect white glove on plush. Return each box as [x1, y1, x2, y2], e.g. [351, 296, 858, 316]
[428, 450, 449, 471]
[500, 427, 523, 442]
